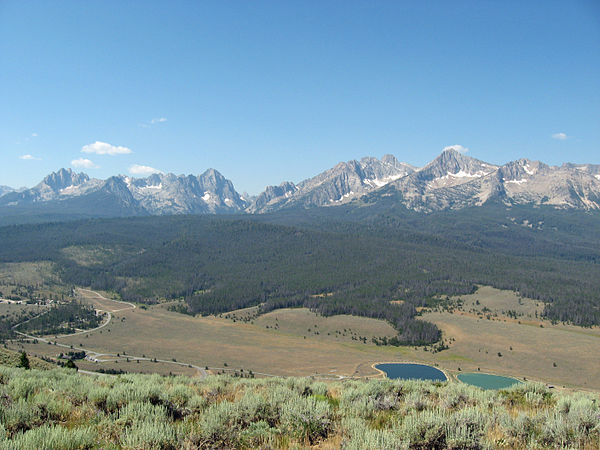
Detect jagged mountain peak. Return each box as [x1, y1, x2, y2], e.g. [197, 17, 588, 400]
[423, 150, 495, 175]
[2, 151, 599, 219]
[248, 154, 416, 213]
[199, 168, 225, 181]
[381, 153, 399, 164]
[145, 173, 163, 185]
[247, 181, 297, 213]
[370, 152, 600, 212]
[0, 186, 14, 197]
[40, 168, 90, 192]
[123, 169, 247, 214]
[499, 159, 547, 182]
[103, 175, 128, 189]
[408, 149, 498, 187]
[380, 153, 414, 170]
[562, 163, 600, 178]
[0, 167, 246, 215]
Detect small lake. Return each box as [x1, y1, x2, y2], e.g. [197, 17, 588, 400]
[457, 373, 521, 390]
[375, 363, 447, 381]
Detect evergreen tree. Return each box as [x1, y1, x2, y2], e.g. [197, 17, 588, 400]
[64, 359, 78, 371]
[18, 351, 30, 370]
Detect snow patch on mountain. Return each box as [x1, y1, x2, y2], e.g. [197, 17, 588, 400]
[364, 173, 406, 188]
[3, 151, 600, 217]
[140, 183, 163, 190]
[248, 154, 416, 212]
[505, 179, 528, 184]
[440, 169, 491, 180]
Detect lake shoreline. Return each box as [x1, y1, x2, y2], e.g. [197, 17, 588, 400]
[371, 361, 450, 382]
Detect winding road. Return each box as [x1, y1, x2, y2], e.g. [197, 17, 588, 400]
[13, 289, 211, 378]
[12, 289, 289, 379]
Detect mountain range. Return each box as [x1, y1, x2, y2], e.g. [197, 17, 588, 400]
[1, 149, 599, 220]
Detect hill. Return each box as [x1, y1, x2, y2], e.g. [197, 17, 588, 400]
[0, 347, 54, 370]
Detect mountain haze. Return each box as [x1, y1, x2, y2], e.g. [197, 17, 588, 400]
[0, 186, 14, 197]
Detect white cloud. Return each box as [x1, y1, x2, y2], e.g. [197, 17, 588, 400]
[129, 164, 162, 176]
[140, 117, 168, 128]
[81, 141, 132, 155]
[19, 154, 41, 160]
[31, 132, 38, 137]
[443, 144, 469, 154]
[71, 158, 99, 169]
[552, 132, 568, 140]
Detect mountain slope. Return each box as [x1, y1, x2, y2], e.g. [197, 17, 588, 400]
[0, 168, 100, 206]
[248, 154, 415, 212]
[1, 151, 599, 224]
[365, 150, 600, 212]
[125, 169, 247, 214]
[0, 186, 14, 197]
[0, 168, 246, 217]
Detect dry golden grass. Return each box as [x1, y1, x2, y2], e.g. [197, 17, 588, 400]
[0, 346, 55, 370]
[76, 358, 201, 376]
[418, 286, 600, 390]
[252, 308, 398, 343]
[8, 286, 599, 391]
[0, 302, 46, 318]
[40, 291, 406, 378]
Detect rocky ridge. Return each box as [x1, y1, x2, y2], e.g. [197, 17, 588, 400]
[1, 150, 599, 216]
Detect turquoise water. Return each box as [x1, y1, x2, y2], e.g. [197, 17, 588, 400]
[375, 363, 447, 381]
[458, 373, 521, 390]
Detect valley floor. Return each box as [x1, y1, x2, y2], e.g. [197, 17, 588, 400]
[8, 286, 600, 391]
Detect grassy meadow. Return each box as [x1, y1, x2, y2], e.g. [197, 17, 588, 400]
[0, 262, 70, 305]
[7, 286, 599, 392]
[420, 287, 600, 390]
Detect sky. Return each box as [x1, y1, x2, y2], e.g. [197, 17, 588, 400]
[1, 1, 599, 194]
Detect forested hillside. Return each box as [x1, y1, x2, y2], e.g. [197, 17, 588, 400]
[0, 204, 598, 345]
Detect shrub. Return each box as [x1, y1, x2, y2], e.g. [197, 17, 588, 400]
[399, 409, 447, 449]
[0, 425, 96, 449]
[0, 366, 597, 448]
[121, 420, 177, 449]
[0, 398, 38, 435]
[196, 401, 238, 448]
[281, 395, 332, 444]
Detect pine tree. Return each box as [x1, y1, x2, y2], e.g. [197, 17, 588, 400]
[64, 359, 78, 371]
[18, 351, 30, 370]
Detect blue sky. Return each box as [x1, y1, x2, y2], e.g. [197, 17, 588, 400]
[1, 1, 599, 194]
